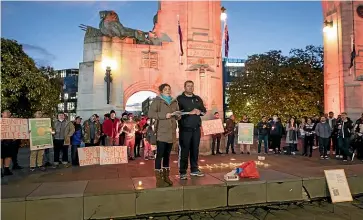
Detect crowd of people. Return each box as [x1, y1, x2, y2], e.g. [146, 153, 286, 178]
[1, 80, 363, 189]
[221, 112, 363, 162]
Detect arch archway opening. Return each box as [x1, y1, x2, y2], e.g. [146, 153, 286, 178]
[125, 91, 157, 116]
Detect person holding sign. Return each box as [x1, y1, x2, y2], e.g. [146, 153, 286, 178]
[239, 115, 252, 154]
[211, 112, 223, 155]
[29, 111, 47, 172]
[177, 80, 207, 180]
[148, 83, 180, 187]
[1, 110, 14, 177]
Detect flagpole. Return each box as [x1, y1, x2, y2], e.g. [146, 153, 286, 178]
[219, 19, 226, 67]
[351, 0, 356, 77]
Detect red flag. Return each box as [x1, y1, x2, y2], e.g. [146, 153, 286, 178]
[224, 24, 229, 57]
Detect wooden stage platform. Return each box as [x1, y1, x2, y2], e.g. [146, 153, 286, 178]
[2, 153, 363, 220]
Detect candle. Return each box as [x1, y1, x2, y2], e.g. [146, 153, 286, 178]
[138, 181, 142, 186]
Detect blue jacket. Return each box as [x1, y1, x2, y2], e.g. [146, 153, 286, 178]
[71, 125, 83, 145]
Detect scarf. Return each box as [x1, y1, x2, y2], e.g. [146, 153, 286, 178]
[161, 94, 172, 105]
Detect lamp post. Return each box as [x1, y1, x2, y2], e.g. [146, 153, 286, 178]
[102, 58, 116, 105]
[323, 20, 333, 33]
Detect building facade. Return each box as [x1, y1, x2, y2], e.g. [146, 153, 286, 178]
[141, 97, 154, 116]
[56, 69, 79, 121]
[222, 58, 246, 118]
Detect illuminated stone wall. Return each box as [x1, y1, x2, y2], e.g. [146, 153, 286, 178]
[322, 1, 363, 120]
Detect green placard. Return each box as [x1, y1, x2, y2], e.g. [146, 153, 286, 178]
[29, 118, 54, 151]
[237, 123, 254, 144]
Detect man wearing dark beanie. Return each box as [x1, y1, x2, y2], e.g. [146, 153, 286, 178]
[102, 110, 121, 146]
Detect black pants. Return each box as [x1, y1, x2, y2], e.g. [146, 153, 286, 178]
[71, 145, 80, 166]
[85, 139, 95, 147]
[315, 135, 319, 147]
[211, 135, 221, 153]
[179, 128, 201, 175]
[226, 134, 235, 153]
[12, 141, 20, 166]
[54, 139, 68, 163]
[304, 136, 314, 155]
[338, 137, 353, 160]
[329, 135, 337, 151]
[270, 135, 281, 152]
[135, 134, 142, 157]
[155, 141, 173, 169]
[319, 137, 329, 156]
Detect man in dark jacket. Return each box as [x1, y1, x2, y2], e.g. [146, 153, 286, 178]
[336, 112, 354, 161]
[328, 111, 337, 155]
[225, 114, 236, 154]
[257, 116, 271, 154]
[177, 80, 206, 179]
[269, 114, 283, 154]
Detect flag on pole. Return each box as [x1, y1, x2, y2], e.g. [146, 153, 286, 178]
[224, 24, 229, 58]
[178, 16, 184, 56]
[349, 34, 356, 69]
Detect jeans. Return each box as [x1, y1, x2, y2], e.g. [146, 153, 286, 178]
[43, 148, 51, 164]
[319, 137, 330, 156]
[179, 128, 201, 175]
[211, 135, 221, 154]
[53, 139, 68, 164]
[71, 145, 80, 165]
[226, 134, 235, 153]
[155, 141, 173, 169]
[338, 137, 352, 160]
[258, 135, 268, 153]
[304, 136, 314, 156]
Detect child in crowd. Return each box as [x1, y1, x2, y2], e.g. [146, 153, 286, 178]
[144, 119, 157, 160]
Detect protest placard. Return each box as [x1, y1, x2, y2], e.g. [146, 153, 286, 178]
[237, 123, 254, 144]
[100, 146, 128, 165]
[29, 118, 53, 151]
[78, 146, 100, 166]
[201, 119, 224, 135]
[324, 169, 353, 203]
[0, 118, 29, 139]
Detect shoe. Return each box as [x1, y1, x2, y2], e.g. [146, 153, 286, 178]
[232, 152, 236, 154]
[190, 170, 205, 177]
[325, 156, 329, 159]
[12, 164, 23, 170]
[339, 155, 343, 159]
[144, 158, 149, 161]
[241, 152, 244, 154]
[212, 152, 215, 155]
[52, 163, 59, 169]
[149, 156, 155, 160]
[62, 163, 70, 168]
[162, 167, 173, 186]
[336, 155, 340, 158]
[154, 170, 169, 187]
[39, 166, 46, 171]
[4, 167, 13, 176]
[343, 159, 348, 162]
[320, 155, 324, 159]
[179, 174, 188, 180]
[309, 154, 312, 157]
[30, 167, 36, 172]
[327, 151, 330, 154]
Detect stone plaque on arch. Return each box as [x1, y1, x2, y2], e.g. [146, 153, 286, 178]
[141, 51, 158, 69]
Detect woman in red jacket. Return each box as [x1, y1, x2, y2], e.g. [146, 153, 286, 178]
[102, 110, 122, 146]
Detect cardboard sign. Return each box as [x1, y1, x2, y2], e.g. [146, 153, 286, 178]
[100, 146, 128, 165]
[324, 169, 353, 203]
[78, 146, 100, 166]
[238, 123, 254, 144]
[202, 119, 224, 135]
[0, 118, 29, 139]
[29, 118, 53, 151]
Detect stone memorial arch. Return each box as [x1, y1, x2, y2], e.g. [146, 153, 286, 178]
[77, 1, 223, 122]
[323, 1, 363, 119]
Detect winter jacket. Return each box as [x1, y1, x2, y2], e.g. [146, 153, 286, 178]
[148, 96, 179, 144]
[315, 122, 331, 138]
[53, 120, 75, 145]
[83, 119, 101, 144]
[286, 123, 298, 144]
[257, 121, 270, 136]
[269, 121, 283, 136]
[102, 118, 122, 138]
[71, 123, 83, 145]
[225, 119, 236, 134]
[177, 93, 206, 129]
[336, 119, 354, 138]
[303, 123, 315, 136]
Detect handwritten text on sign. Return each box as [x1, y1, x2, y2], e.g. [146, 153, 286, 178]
[202, 119, 224, 136]
[324, 169, 353, 203]
[0, 118, 29, 139]
[78, 146, 100, 166]
[100, 146, 128, 165]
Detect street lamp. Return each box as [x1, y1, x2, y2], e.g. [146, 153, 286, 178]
[101, 58, 117, 104]
[323, 20, 333, 33]
[220, 6, 227, 21]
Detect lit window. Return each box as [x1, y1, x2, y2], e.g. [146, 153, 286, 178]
[69, 113, 76, 121]
[67, 102, 75, 111]
[58, 103, 64, 111]
[64, 93, 68, 100]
